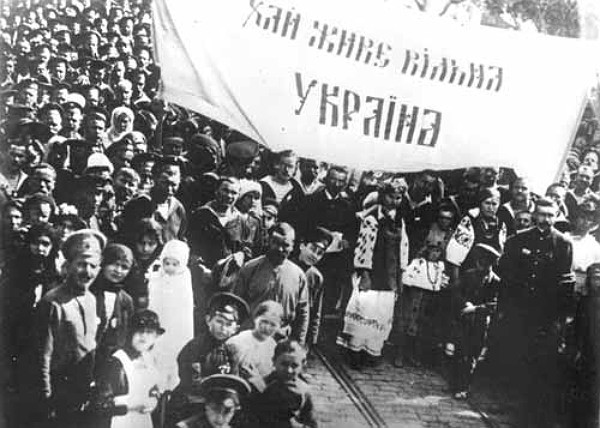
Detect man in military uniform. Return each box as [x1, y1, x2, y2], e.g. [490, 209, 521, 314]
[499, 197, 574, 427]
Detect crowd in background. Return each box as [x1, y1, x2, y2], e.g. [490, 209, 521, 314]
[1, 0, 600, 427]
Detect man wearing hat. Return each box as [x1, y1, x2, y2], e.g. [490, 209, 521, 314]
[291, 227, 334, 349]
[167, 292, 249, 426]
[221, 138, 260, 179]
[300, 165, 358, 315]
[34, 229, 107, 427]
[498, 197, 574, 427]
[234, 222, 309, 345]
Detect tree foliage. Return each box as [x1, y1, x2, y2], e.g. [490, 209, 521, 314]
[481, 0, 580, 37]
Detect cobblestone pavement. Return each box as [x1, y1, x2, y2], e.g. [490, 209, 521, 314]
[310, 318, 523, 428]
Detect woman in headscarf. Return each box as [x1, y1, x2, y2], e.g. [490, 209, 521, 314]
[445, 187, 507, 272]
[336, 180, 410, 368]
[106, 106, 134, 148]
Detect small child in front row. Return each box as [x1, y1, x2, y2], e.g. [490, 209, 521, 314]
[175, 374, 252, 428]
[446, 243, 501, 400]
[251, 340, 318, 428]
[226, 300, 283, 391]
[90, 310, 165, 428]
[398, 242, 449, 367]
[166, 293, 250, 426]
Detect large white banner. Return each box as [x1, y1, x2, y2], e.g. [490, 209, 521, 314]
[153, 0, 595, 190]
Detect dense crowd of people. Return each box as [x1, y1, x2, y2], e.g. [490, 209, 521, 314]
[1, 0, 600, 427]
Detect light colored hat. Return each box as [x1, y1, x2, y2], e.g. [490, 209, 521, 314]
[86, 153, 114, 174]
[64, 93, 86, 110]
[238, 179, 262, 198]
[160, 239, 190, 266]
[62, 229, 107, 261]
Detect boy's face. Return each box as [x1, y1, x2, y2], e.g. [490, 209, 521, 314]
[298, 242, 326, 267]
[206, 313, 239, 342]
[205, 398, 237, 428]
[274, 352, 304, 382]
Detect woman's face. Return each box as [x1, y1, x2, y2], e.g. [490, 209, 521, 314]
[480, 197, 499, 219]
[116, 113, 132, 133]
[5, 207, 23, 231]
[30, 235, 53, 258]
[57, 219, 75, 243]
[135, 235, 159, 260]
[583, 152, 599, 172]
[426, 246, 443, 262]
[382, 191, 402, 211]
[131, 329, 158, 354]
[103, 259, 132, 283]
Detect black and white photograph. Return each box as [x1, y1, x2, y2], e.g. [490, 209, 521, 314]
[0, 0, 599, 426]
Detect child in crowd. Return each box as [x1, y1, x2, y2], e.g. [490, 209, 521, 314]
[91, 310, 165, 428]
[227, 300, 284, 390]
[167, 293, 250, 426]
[148, 239, 194, 390]
[23, 192, 55, 227]
[127, 218, 164, 308]
[174, 374, 251, 428]
[446, 243, 501, 399]
[91, 244, 136, 368]
[252, 340, 317, 428]
[399, 242, 449, 367]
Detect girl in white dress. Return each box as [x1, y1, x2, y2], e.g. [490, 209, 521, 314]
[148, 239, 194, 390]
[92, 310, 164, 428]
[226, 300, 283, 391]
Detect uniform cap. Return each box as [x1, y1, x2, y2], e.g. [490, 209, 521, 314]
[208, 292, 250, 323]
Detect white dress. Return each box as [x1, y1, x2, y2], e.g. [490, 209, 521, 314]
[111, 350, 160, 428]
[148, 268, 195, 390]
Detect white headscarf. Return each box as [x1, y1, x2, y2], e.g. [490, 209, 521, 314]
[106, 106, 134, 147]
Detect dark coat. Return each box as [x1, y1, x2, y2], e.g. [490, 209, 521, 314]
[300, 188, 358, 244]
[260, 178, 305, 231]
[188, 206, 232, 267]
[499, 226, 574, 328]
[91, 280, 135, 368]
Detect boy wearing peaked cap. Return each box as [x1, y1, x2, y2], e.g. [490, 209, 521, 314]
[292, 227, 333, 350]
[33, 229, 106, 426]
[175, 374, 251, 428]
[166, 292, 250, 426]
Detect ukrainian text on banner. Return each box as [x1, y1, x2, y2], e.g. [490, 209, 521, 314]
[153, 0, 595, 190]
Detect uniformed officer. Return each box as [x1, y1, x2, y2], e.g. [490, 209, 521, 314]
[499, 197, 574, 427]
